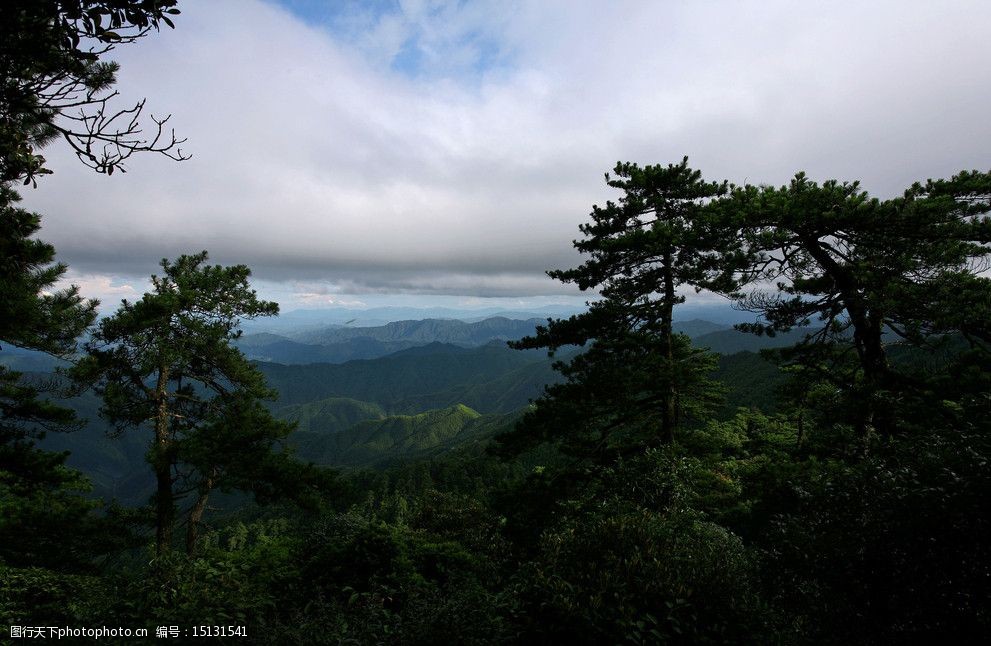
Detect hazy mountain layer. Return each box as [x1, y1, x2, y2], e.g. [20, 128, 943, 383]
[236, 316, 545, 364]
[237, 317, 743, 365]
[293, 316, 542, 344]
[693, 326, 816, 354]
[238, 305, 586, 336]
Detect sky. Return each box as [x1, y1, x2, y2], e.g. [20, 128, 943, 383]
[19, 0, 991, 312]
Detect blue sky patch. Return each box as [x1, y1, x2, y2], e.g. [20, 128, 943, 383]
[270, 0, 510, 79]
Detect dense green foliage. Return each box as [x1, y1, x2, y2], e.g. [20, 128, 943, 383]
[74, 252, 327, 555]
[508, 159, 738, 449]
[295, 405, 520, 468]
[723, 171, 991, 444]
[0, 187, 113, 571]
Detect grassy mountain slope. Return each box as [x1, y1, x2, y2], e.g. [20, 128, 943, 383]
[276, 397, 387, 434]
[294, 404, 522, 468]
[388, 356, 559, 414]
[33, 343, 554, 501]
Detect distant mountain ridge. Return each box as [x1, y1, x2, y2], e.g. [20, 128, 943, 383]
[236, 317, 545, 365]
[673, 319, 731, 338]
[693, 326, 818, 354]
[238, 305, 586, 335]
[291, 316, 544, 345]
[234, 317, 823, 365]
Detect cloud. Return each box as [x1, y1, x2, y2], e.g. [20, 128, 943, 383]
[290, 281, 367, 306]
[324, 0, 517, 77]
[19, 0, 991, 300]
[55, 270, 146, 308]
[294, 293, 368, 307]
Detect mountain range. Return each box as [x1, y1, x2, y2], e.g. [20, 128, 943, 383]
[233, 316, 791, 366]
[236, 317, 547, 364]
[26, 314, 805, 507]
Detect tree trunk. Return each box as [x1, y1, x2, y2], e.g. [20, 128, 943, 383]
[153, 364, 174, 556]
[851, 307, 889, 448]
[660, 249, 676, 444]
[798, 235, 890, 444]
[185, 471, 215, 556]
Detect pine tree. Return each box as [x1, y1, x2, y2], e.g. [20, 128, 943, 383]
[1, 0, 186, 185]
[500, 158, 741, 460]
[0, 186, 106, 569]
[76, 251, 309, 555]
[721, 170, 991, 442]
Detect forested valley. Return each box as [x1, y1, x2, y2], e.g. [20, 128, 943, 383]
[3, 3, 991, 644]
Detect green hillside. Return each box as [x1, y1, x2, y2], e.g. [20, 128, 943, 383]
[36, 384, 152, 504]
[388, 356, 560, 413]
[294, 404, 521, 467]
[713, 351, 787, 416]
[257, 342, 551, 411]
[34, 344, 556, 501]
[276, 397, 386, 434]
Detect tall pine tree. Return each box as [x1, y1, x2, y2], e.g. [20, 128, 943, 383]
[76, 252, 314, 556]
[500, 158, 742, 461]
